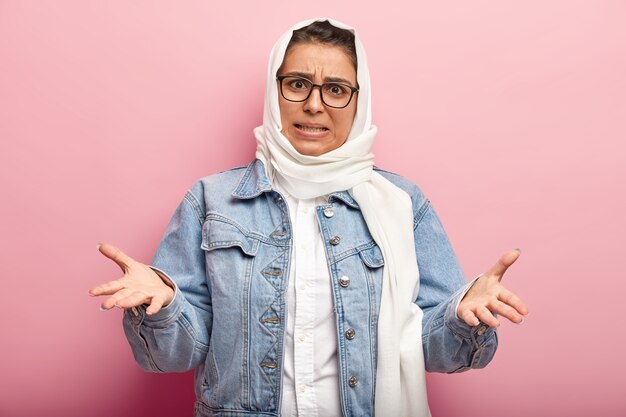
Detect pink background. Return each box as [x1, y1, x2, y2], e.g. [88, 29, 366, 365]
[1, 1, 624, 416]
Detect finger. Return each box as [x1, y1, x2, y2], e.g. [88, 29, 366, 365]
[100, 288, 133, 310]
[459, 308, 480, 327]
[476, 306, 500, 328]
[114, 290, 150, 309]
[89, 279, 125, 296]
[498, 288, 529, 316]
[97, 243, 135, 271]
[485, 249, 521, 281]
[489, 299, 524, 324]
[146, 295, 166, 315]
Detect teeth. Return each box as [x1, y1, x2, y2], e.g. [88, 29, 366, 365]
[298, 125, 327, 132]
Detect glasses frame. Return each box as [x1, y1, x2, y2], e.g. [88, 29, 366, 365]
[276, 75, 359, 109]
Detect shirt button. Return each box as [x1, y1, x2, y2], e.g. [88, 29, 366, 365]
[476, 325, 488, 336]
[298, 334, 306, 342]
[299, 384, 307, 393]
[329, 236, 341, 245]
[348, 376, 358, 387]
[339, 276, 350, 287]
[345, 328, 356, 340]
[323, 207, 334, 218]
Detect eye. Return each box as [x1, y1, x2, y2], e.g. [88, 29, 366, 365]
[288, 79, 309, 90]
[326, 83, 349, 96]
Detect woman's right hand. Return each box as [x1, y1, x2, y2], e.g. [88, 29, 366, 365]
[89, 243, 175, 315]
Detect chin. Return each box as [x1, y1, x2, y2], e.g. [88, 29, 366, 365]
[294, 144, 326, 157]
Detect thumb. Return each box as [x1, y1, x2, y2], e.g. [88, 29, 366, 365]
[486, 248, 521, 281]
[97, 243, 135, 271]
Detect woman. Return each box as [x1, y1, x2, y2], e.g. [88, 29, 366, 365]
[90, 18, 528, 417]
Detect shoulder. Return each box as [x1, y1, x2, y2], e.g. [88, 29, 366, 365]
[193, 164, 248, 191]
[183, 163, 251, 209]
[374, 166, 427, 201]
[374, 166, 430, 223]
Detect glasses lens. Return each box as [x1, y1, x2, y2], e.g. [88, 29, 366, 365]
[281, 77, 312, 102]
[322, 83, 353, 108]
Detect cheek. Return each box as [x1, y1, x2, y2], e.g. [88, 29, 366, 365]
[337, 107, 357, 136]
[278, 101, 296, 130]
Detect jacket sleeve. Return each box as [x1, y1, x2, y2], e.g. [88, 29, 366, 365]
[413, 199, 498, 373]
[122, 184, 212, 373]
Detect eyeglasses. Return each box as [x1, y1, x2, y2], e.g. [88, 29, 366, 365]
[276, 75, 359, 109]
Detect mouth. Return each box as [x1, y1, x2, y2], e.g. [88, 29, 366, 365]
[295, 123, 329, 133]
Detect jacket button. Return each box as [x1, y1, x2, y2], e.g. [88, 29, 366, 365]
[323, 207, 334, 218]
[348, 376, 358, 387]
[339, 276, 350, 287]
[345, 328, 356, 340]
[476, 325, 488, 336]
[329, 236, 341, 245]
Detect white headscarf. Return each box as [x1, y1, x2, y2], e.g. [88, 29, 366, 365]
[255, 18, 430, 417]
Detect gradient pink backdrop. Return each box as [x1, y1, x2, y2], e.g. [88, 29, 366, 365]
[1, 1, 624, 416]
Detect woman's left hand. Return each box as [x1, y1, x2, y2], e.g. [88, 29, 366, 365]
[457, 249, 528, 328]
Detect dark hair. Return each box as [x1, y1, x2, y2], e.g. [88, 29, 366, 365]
[285, 20, 357, 71]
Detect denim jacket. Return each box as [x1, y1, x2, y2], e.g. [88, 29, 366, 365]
[123, 159, 498, 417]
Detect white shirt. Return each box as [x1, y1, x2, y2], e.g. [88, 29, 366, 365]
[278, 188, 342, 417]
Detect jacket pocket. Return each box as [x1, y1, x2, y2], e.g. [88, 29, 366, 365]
[357, 242, 385, 268]
[201, 214, 260, 256]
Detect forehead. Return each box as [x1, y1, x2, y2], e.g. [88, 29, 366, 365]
[280, 43, 357, 84]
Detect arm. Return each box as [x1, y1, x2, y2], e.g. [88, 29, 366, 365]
[101, 185, 212, 373]
[413, 199, 498, 373]
[123, 188, 211, 373]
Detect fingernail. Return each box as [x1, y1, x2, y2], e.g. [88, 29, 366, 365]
[99, 307, 108, 312]
[519, 317, 524, 324]
[515, 248, 522, 253]
[96, 243, 102, 250]
[115, 304, 122, 309]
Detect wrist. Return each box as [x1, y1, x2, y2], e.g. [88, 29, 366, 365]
[150, 267, 176, 307]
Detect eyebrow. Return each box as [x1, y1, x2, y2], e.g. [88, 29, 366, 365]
[281, 71, 356, 87]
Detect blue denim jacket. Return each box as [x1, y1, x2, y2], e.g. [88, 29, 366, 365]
[123, 159, 498, 417]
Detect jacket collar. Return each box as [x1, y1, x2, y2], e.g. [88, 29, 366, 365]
[231, 160, 273, 199]
[232, 159, 360, 209]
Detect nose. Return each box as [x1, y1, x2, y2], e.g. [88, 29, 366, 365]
[303, 85, 325, 113]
